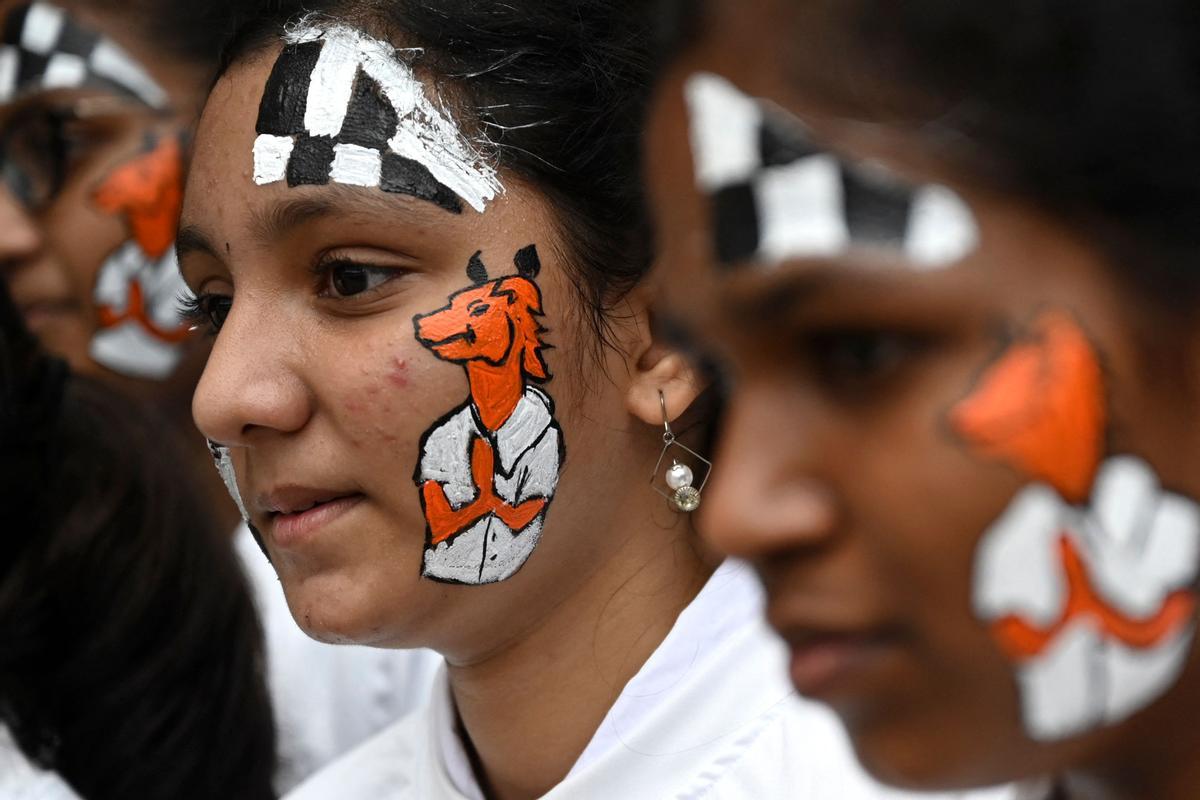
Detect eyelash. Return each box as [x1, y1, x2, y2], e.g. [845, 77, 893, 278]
[178, 292, 230, 336]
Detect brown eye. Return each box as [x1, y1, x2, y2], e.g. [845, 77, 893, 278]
[807, 329, 928, 392]
[322, 261, 398, 298]
[204, 296, 233, 330]
[470, 304, 490, 317]
[0, 107, 71, 209]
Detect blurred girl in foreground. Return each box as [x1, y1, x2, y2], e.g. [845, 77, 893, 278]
[647, 1, 1200, 798]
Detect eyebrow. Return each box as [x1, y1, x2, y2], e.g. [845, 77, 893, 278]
[249, 196, 339, 246]
[250, 187, 448, 246]
[727, 268, 836, 326]
[175, 224, 219, 261]
[176, 185, 450, 265]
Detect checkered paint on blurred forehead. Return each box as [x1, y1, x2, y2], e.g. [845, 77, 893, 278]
[0, 1, 166, 108]
[684, 72, 978, 272]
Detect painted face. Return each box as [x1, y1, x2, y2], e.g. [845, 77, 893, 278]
[182, 23, 645, 652]
[645, 4, 1200, 789]
[0, 1, 196, 383]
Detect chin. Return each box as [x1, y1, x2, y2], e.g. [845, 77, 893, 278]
[840, 710, 1004, 793]
[279, 566, 427, 647]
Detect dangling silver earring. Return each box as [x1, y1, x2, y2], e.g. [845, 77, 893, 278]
[651, 391, 712, 513]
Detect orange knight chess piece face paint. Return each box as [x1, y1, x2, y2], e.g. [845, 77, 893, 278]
[952, 309, 1200, 741]
[89, 134, 193, 379]
[951, 311, 1105, 504]
[412, 244, 565, 585]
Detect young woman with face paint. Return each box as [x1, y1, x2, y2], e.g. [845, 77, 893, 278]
[0, 0, 444, 791]
[178, 3, 1014, 799]
[648, 1, 1200, 799]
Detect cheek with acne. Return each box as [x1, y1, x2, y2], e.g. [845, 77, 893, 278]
[340, 354, 416, 443]
[389, 357, 409, 389]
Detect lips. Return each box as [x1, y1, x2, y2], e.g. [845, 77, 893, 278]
[256, 486, 366, 547]
[780, 629, 890, 696]
[767, 592, 906, 701]
[17, 297, 83, 332]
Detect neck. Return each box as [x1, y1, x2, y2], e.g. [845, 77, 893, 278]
[446, 536, 712, 800]
[466, 359, 526, 432]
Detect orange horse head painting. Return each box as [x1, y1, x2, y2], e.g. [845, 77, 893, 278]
[90, 134, 191, 349]
[950, 310, 1106, 504]
[414, 245, 550, 431]
[92, 134, 183, 261]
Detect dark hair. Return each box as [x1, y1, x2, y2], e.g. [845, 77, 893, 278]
[0, 282, 277, 799]
[755, 1, 1200, 314]
[73, 0, 263, 65]
[221, 0, 657, 369]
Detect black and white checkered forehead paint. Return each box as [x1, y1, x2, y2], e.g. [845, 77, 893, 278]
[252, 20, 503, 214]
[684, 72, 978, 271]
[0, 2, 167, 108]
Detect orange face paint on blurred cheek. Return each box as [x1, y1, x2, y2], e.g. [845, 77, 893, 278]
[952, 310, 1200, 741]
[89, 134, 193, 380]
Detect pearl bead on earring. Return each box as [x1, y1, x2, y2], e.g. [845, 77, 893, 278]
[665, 462, 694, 491]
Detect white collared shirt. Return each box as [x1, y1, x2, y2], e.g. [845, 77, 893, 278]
[285, 562, 1020, 799]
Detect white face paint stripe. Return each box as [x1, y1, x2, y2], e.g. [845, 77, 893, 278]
[684, 71, 763, 190]
[754, 154, 848, 263]
[253, 134, 294, 184]
[972, 456, 1200, 741]
[89, 324, 181, 380]
[41, 51, 84, 88]
[300, 26, 359, 138]
[0, 46, 19, 102]
[21, 2, 63, 54]
[0, 4, 168, 109]
[213, 445, 251, 522]
[389, 125, 498, 215]
[87, 39, 168, 108]
[904, 186, 980, 269]
[330, 142, 382, 186]
[336, 30, 421, 118]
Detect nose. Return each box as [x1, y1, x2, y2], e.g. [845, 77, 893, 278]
[193, 294, 314, 447]
[413, 305, 460, 346]
[700, 381, 839, 560]
[0, 185, 44, 267]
